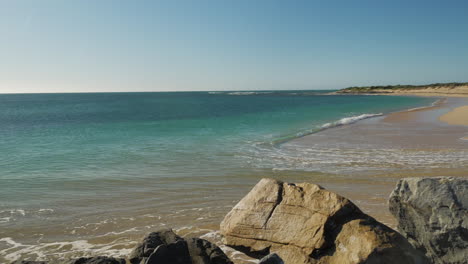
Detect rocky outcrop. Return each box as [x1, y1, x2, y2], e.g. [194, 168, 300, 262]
[130, 228, 233, 264]
[220, 178, 428, 264]
[389, 177, 468, 264]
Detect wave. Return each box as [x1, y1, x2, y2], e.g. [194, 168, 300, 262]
[321, 113, 383, 129]
[227, 91, 272, 95]
[270, 113, 383, 146]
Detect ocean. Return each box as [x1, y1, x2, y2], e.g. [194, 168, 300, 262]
[0, 91, 436, 262]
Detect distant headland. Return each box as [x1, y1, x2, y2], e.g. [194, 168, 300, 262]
[336, 82, 468, 97]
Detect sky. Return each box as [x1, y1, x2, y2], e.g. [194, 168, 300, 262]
[1, 0, 468, 93]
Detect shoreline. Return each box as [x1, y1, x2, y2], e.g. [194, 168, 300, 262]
[335, 82, 468, 97]
[285, 96, 468, 227]
[335, 91, 468, 97]
[2, 94, 467, 263]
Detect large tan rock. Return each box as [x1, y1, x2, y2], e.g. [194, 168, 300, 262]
[220, 178, 428, 264]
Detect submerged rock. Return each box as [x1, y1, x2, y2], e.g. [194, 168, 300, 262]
[220, 178, 428, 264]
[389, 177, 468, 264]
[130, 229, 233, 264]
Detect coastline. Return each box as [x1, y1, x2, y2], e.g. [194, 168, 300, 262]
[335, 83, 468, 97]
[2, 93, 467, 263]
[285, 96, 468, 227]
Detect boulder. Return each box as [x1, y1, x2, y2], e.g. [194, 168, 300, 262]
[11, 260, 47, 264]
[129, 228, 183, 264]
[70, 257, 126, 264]
[130, 229, 233, 264]
[186, 238, 233, 264]
[389, 177, 468, 264]
[145, 241, 192, 264]
[220, 178, 428, 264]
[259, 253, 284, 264]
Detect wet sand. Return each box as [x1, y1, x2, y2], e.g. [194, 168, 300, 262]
[287, 97, 468, 227]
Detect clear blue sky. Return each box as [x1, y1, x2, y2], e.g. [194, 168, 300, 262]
[1, 0, 467, 93]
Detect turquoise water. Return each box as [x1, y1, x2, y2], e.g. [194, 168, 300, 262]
[0, 91, 435, 261]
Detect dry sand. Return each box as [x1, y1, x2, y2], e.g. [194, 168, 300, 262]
[439, 105, 468, 126]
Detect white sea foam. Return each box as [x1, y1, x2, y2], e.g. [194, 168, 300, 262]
[199, 230, 220, 240]
[243, 138, 468, 174]
[227, 91, 272, 95]
[38, 209, 54, 213]
[0, 236, 135, 262]
[321, 113, 383, 129]
[0, 217, 11, 223]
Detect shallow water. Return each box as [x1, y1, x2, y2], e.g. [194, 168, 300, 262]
[0, 91, 451, 262]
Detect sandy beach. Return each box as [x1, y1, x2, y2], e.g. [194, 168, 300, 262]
[285, 96, 468, 227]
[337, 84, 468, 97]
[439, 105, 468, 126]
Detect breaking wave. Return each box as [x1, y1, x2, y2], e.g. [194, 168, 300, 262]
[321, 113, 383, 129]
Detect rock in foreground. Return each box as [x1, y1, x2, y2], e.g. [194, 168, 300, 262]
[129, 228, 233, 264]
[70, 257, 126, 264]
[220, 178, 428, 264]
[389, 177, 468, 264]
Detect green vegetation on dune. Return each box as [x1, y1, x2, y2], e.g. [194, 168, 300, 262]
[338, 82, 468, 93]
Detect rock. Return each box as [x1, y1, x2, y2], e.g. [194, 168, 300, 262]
[259, 253, 284, 264]
[186, 238, 233, 264]
[220, 178, 428, 264]
[129, 228, 183, 264]
[70, 256, 126, 264]
[130, 229, 233, 264]
[389, 177, 468, 264]
[11, 260, 47, 264]
[145, 241, 192, 264]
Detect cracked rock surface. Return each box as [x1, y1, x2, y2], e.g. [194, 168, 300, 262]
[220, 178, 428, 264]
[389, 177, 468, 264]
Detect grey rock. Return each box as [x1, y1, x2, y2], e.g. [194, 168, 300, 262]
[389, 177, 468, 264]
[145, 240, 192, 264]
[131, 229, 233, 264]
[259, 253, 284, 264]
[186, 238, 233, 264]
[70, 256, 126, 264]
[129, 228, 183, 264]
[10, 262, 48, 264]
